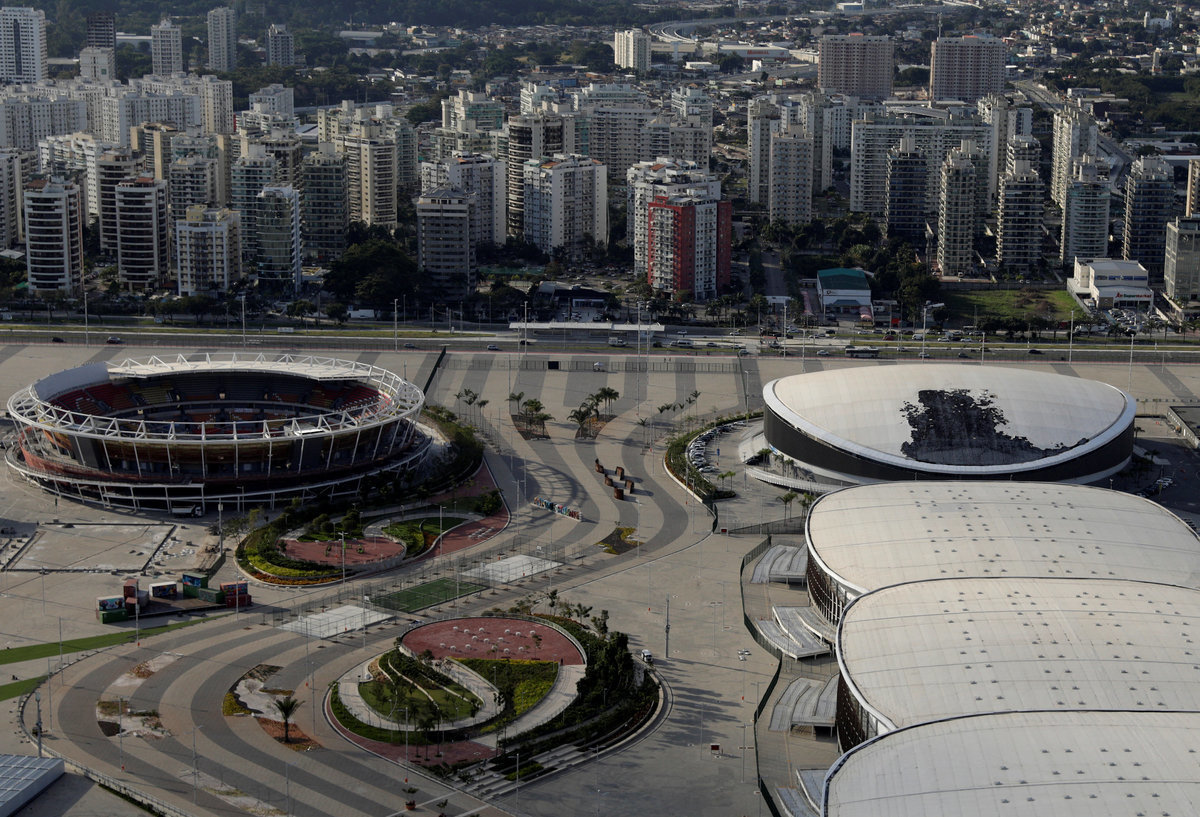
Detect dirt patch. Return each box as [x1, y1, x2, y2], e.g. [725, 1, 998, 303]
[281, 535, 404, 567]
[257, 718, 320, 751]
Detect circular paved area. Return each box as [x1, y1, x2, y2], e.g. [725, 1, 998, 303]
[281, 535, 405, 565]
[401, 617, 585, 664]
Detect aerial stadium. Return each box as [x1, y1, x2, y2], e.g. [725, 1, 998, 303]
[805, 481, 1200, 625]
[759, 364, 1135, 490]
[5, 353, 426, 512]
[835, 576, 1200, 750]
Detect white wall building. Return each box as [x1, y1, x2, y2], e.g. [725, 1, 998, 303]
[1071, 258, 1152, 310]
[417, 188, 476, 299]
[0, 7, 46, 83]
[523, 154, 607, 261]
[768, 125, 813, 226]
[151, 20, 183, 75]
[627, 158, 720, 281]
[175, 205, 240, 295]
[420, 151, 505, 248]
[256, 185, 301, 291]
[207, 6, 237, 72]
[115, 176, 169, 291]
[613, 29, 650, 72]
[23, 176, 81, 293]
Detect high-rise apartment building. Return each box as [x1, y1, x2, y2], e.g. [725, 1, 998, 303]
[169, 155, 217, 224]
[175, 205, 240, 295]
[441, 90, 503, 133]
[1005, 133, 1041, 176]
[1165, 217, 1200, 306]
[206, 6, 237, 72]
[0, 148, 23, 248]
[1122, 156, 1173, 281]
[884, 137, 927, 242]
[248, 84, 294, 119]
[929, 34, 1006, 103]
[420, 152, 506, 248]
[1060, 154, 1111, 266]
[95, 147, 136, 255]
[997, 160, 1044, 275]
[937, 146, 978, 276]
[1051, 106, 1098, 209]
[522, 154, 607, 261]
[240, 127, 303, 188]
[151, 20, 183, 75]
[818, 34, 893, 100]
[0, 94, 86, 150]
[850, 109, 992, 217]
[85, 11, 114, 49]
[334, 120, 398, 229]
[114, 176, 169, 291]
[504, 114, 565, 237]
[613, 29, 650, 72]
[977, 94, 1031, 203]
[79, 47, 115, 81]
[1187, 159, 1200, 218]
[417, 189, 477, 299]
[131, 121, 179, 179]
[256, 186, 301, 291]
[768, 126, 813, 226]
[299, 145, 348, 262]
[266, 24, 293, 67]
[37, 132, 107, 217]
[23, 177, 82, 293]
[627, 158, 721, 282]
[0, 7, 46, 83]
[230, 146, 278, 258]
[747, 97, 781, 205]
[646, 191, 731, 302]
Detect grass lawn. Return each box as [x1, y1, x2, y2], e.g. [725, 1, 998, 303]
[0, 616, 213, 668]
[372, 577, 486, 613]
[943, 289, 1079, 325]
[359, 679, 479, 721]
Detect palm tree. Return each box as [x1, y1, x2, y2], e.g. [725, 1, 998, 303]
[507, 391, 525, 417]
[568, 406, 593, 436]
[594, 386, 620, 416]
[778, 491, 798, 520]
[273, 696, 303, 743]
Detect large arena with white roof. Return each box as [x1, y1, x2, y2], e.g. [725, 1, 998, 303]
[823, 710, 1200, 817]
[762, 365, 1136, 488]
[5, 353, 426, 512]
[805, 481, 1200, 624]
[834, 577, 1200, 749]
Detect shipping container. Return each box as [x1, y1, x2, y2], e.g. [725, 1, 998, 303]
[97, 595, 124, 611]
[224, 594, 251, 608]
[123, 578, 139, 598]
[219, 581, 248, 596]
[149, 582, 177, 599]
[181, 572, 208, 588]
[97, 608, 128, 624]
[197, 587, 225, 604]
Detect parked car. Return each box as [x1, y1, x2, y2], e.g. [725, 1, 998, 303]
[51, 336, 64, 343]
[486, 344, 499, 351]
[105, 336, 122, 344]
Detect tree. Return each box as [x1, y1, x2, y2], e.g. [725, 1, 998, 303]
[286, 300, 314, 328]
[594, 386, 620, 416]
[273, 696, 302, 743]
[326, 302, 349, 325]
[507, 391, 525, 417]
[778, 491, 798, 519]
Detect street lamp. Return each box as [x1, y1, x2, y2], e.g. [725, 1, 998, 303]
[34, 690, 42, 757]
[921, 301, 944, 360]
[192, 726, 202, 803]
[393, 298, 399, 351]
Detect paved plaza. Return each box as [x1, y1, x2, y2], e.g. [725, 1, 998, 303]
[0, 341, 1198, 815]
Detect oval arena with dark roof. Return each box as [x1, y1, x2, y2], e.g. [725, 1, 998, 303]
[762, 364, 1135, 488]
[5, 353, 426, 512]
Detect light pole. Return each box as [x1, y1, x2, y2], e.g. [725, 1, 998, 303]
[393, 298, 399, 352]
[240, 295, 247, 347]
[192, 726, 202, 803]
[34, 690, 42, 758]
[285, 761, 292, 816]
[340, 532, 346, 585]
[920, 301, 944, 360]
[83, 289, 89, 347]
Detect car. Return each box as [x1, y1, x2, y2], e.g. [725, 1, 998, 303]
[918, 351, 931, 358]
[705, 342, 718, 348]
[737, 347, 750, 356]
[105, 336, 122, 344]
[957, 351, 970, 358]
[1028, 348, 1044, 355]
[403, 342, 416, 349]
[486, 344, 499, 351]
[50, 336, 64, 343]
[676, 329, 687, 336]
[816, 348, 830, 356]
[884, 334, 896, 341]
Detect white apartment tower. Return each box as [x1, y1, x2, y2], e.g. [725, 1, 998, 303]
[1123, 156, 1174, 280]
[334, 119, 398, 229]
[79, 46, 115, 81]
[748, 97, 781, 205]
[522, 154, 607, 261]
[977, 94, 1032, 203]
[768, 126, 813, 226]
[95, 147, 137, 255]
[151, 20, 183, 75]
[417, 189, 476, 299]
[1060, 155, 1111, 266]
[937, 146, 978, 276]
[206, 6, 236, 72]
[997, 160, 1044, 274]
[0, 7, 46, 83]
[1051, 106, 1098, 209]
[299, 146, 348, 262]
[23, 177, 82, 293]
[230, 146, 278, 258]
[169, 156, 218, 224]
[818, 34, 893, 101]
[115, 176, 169, 291]
[613, 29, 650, 72]
[1187, 159, 1200, 218]
[266, 24, 293, 67]
[420, 152, 506, 248]
[1165, 217, 1200, 306]
[929, 34, 1006, 103]
[175, 205, 240, 295]
[256, 186, 301, 291]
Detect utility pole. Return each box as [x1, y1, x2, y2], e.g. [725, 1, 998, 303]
[665, 596, 670, 658]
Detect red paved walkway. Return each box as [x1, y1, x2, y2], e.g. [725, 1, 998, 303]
[429, 462, 509, 557]
[401, 617, 585, 665]
[282, 535, 404, 565]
